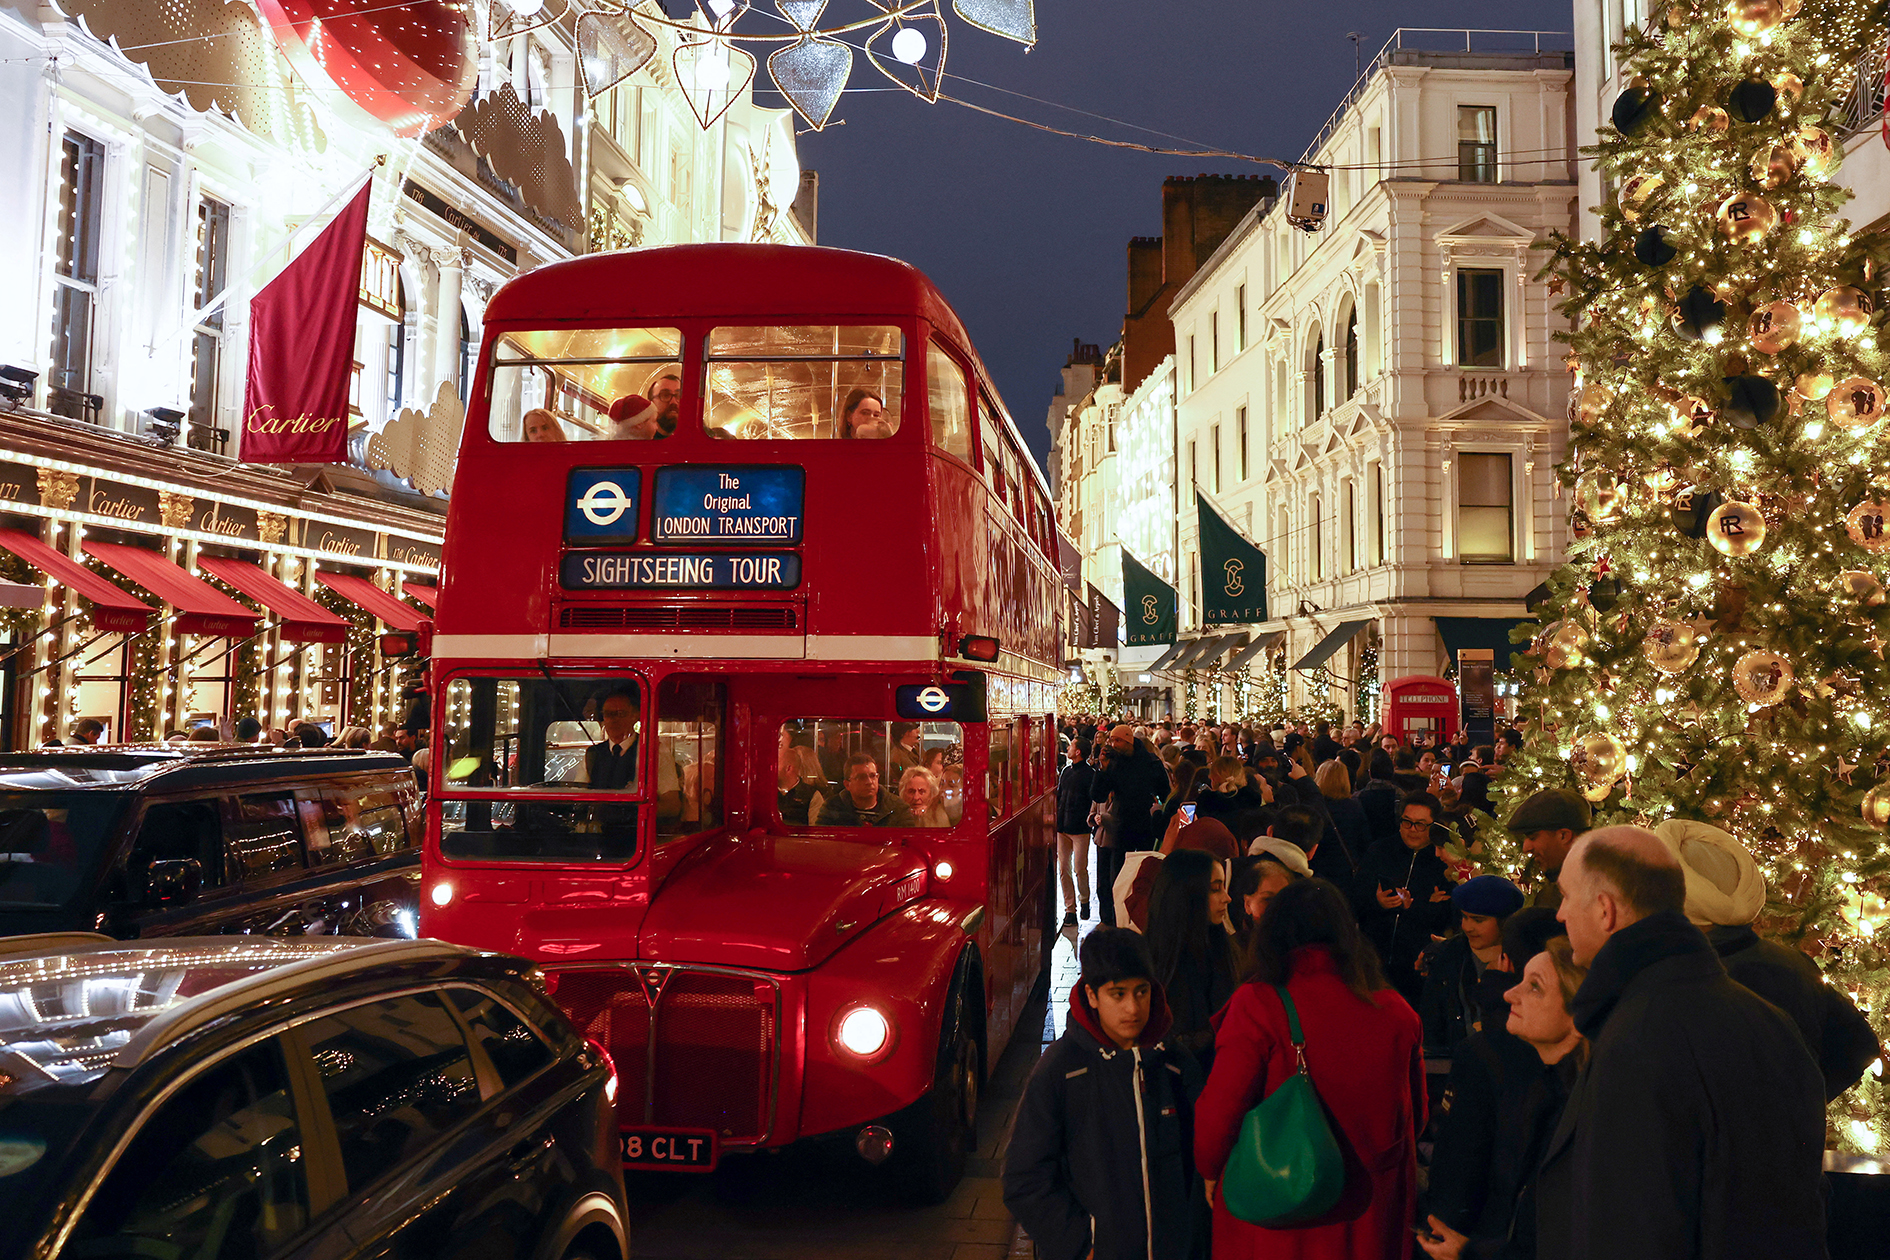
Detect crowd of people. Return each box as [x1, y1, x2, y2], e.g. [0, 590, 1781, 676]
[1005, 714, 1883, 1260]
[53, 715, 435, 783]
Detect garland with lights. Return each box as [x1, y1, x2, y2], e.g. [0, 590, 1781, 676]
[79, 554, 163, 740]
[1463, 0, 1890, 1150]
[312, 583, 382, 731]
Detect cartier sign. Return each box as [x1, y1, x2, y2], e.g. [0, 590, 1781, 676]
[84, 479, 158, 524]
[311, 524, 375, 559]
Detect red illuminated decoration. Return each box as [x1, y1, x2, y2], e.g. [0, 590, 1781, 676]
[255, 0, 478, 136]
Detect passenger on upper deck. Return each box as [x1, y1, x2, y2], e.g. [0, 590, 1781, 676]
[646, 364, 683, 437]
[607, 394, 663, 440]
[839, 387, 892, 439]
[522, 408, 566, 442]
[898, 766, 952, 829]
[580, 689, 640, 790]
[817, 753, 916, 827]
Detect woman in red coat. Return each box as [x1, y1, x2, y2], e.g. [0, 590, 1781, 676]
[1196, 877, 1428, 1260]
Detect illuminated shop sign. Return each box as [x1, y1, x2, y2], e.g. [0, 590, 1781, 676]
[651, 467, 803, 544]
[559, 551, 801, 591]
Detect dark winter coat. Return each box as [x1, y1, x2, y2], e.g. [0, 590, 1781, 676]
[1092, 744, 1171, 849]
[1056, 760, 1098, 834]
[1194, 780, 1268, 829]
[1316, 794, 1369, 883]
[1002, 983, 1204, 1260]
[1535, 912, 1827, 1260]
[1195, 947, 1427, 1260]
[1153, 930, 1240, 1068]
[1352, 837, 1457, 1003]
[1354, 778, 1401, 849]
[1709, 922, 1883, 1101]
[1422, 991, 1540, 1231]
[1418, 933, 1497, 1053]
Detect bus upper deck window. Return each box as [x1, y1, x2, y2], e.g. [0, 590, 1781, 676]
[486, 326, 683, 442]
[926, 340, 971, 460]
[706, 325, 904, 440]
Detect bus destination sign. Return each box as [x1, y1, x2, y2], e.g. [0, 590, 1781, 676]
[560, 550, 802, 591]
[651, 467, 804, 544]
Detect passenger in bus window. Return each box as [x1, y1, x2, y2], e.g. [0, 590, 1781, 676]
[646, 364, 683, 437]
[816, 753, 916, 827]
[839, 387, 892, 439]
[778, 739, 828, 825]
[889, 722, 921, 772]
[522, 408, 567, 443]
[607, 394, 662, 440]
[898, 766, 952, 828]
[580, 689, 640, 790]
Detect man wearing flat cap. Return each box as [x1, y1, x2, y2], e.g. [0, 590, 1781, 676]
[1505, 788, 1590, 910]
[1655, 819, 1881, 1101]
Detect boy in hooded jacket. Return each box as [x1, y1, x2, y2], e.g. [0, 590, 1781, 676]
[1003, 927, 1204, 1260]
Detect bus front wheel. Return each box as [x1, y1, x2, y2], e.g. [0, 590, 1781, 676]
[883, 981, 979, 1204]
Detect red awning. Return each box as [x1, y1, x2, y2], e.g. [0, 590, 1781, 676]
[82, 541, 259, 638]
[0, 528, 153, 633]
[315, 571, 423, 631]
[401, 581, 438, 609]
[197, 557, 350, 645]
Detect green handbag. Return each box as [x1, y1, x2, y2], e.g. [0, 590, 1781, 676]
[1218, 984, 1346, 1227]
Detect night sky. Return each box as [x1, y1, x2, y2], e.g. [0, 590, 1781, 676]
[782, 0, 1576, 471]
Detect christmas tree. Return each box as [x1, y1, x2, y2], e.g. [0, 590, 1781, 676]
[1468, 0, 1890, 1150]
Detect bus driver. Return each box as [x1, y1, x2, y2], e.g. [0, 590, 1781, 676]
[582, 689, 641, 790]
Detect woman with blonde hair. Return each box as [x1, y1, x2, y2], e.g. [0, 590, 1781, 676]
[898, 765, 951, 827]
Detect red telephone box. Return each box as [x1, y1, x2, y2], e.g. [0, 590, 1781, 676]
[1383, 675, 1459, 747]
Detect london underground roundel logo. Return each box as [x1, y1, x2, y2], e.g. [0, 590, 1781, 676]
[577, 479, 633, 526]
[915, 686, 950, 714]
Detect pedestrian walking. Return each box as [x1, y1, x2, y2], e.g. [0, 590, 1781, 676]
[1196, 877, 1426, 1259]
[1055, 738, 1097, 925]
[1146, 847, 1240, 1069]
[1655, 818, 1882, 1100]
[1003, 928, 1203, 1260]
[1535, 826, 1827, 1260]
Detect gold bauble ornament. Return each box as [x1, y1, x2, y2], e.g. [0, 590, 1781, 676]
[1620, 173, 1664, 221]
[1580, 780, 1614, 803]
[1794, 126, 1836, 177]
[1576, 382, 1610, 425]
[1747, 300, 1801, 354]
[1750, 143, 1800, 190]
[1794, 370, 1835, 401]
[1778, 0, 1801, 15]
[1862, 784, 1890, 830]
[1687, 105, 1730, 133]
[1541, 619, 1591, 671]
[1577, 470, 1625, 521]
[1717, 192, 1777, 245]
[1826, 376, 1886, 429]
[1725, 0, 1784, 33]
[1671, 395, 1714, 435]
[1814, 285, 1872, 333]
[1773, 71, 1805, 104]
[1846, 501, 1890, 552]
[1706, 500, 1767, 556]
[1571, 731, 1627, 784]
[1642, 618, 1703, 674]
[1731, 649, 1794, 705]
[1838, 570, 1887, 606]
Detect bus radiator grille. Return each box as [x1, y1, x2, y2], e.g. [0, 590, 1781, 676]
[546, 966, 777, 1145]
[556, 604, 799, 630]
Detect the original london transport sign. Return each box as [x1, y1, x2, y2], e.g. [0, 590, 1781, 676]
[650, 466, 804, 543]
[560, 550, 803, 590]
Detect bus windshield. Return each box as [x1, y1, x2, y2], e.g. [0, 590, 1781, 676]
[779, 720, 963, 829]
[708, 326, 903, 440]
[487, 326, 683, 442]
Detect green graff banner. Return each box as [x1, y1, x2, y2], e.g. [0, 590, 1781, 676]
[1197, 491, 1269, 624]
[1122, 549, 1177, 647]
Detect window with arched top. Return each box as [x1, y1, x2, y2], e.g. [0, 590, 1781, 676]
[1312, 334, 1326, 420]
[1344, 307, 1359, 399]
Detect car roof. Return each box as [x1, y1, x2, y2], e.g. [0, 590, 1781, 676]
[0, 745, 410, 792]
[0, 935, 489, 1095]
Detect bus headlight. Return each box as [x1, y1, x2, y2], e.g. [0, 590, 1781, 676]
[834, 1005, 894, 1060]
[429, 881, 454, 907]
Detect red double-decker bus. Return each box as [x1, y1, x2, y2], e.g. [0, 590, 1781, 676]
[418, 244, 1063, 1199]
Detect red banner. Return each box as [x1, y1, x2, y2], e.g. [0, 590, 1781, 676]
[240, 180, 371, 462]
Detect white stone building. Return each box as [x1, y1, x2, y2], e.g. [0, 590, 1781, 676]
[1162, 30, 1578, 721]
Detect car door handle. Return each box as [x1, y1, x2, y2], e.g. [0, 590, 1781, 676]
[508, 1134, 554, 1166]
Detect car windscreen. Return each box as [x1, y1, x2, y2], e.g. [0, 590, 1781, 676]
[0, 792, 133, 908]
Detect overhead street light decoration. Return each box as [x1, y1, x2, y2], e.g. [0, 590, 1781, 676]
[575, 0, 1036, 131]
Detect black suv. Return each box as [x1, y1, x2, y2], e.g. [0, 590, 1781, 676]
[0, 746, 422, 939]
[0, 934, 628, 1260]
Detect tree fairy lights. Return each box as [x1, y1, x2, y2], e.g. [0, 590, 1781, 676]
[1466, 0, 1890, 1148]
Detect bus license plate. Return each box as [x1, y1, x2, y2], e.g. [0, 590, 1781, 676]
[622, 1127, 718, 1171]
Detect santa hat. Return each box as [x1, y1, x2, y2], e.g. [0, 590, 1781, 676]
[609, 394, 658, 430]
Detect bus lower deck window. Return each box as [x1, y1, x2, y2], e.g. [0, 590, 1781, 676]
[780, 720, 963, 829]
